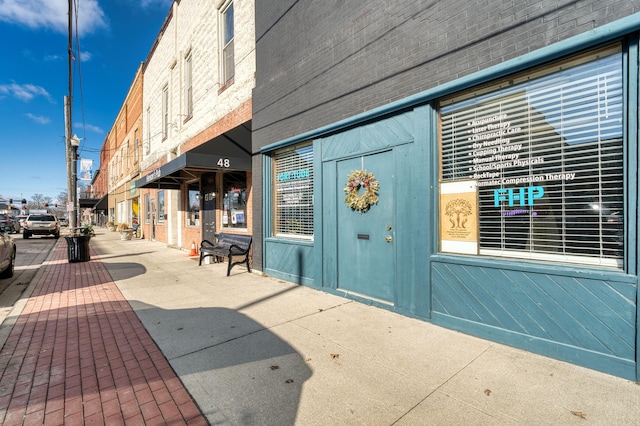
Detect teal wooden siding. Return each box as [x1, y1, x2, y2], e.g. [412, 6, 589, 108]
[431, 258, 637, 379]
[263, 239, 314, 286]
[260, 18, 640, 380]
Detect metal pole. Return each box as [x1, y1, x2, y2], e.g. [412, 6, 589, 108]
[67, 0, 77, 229]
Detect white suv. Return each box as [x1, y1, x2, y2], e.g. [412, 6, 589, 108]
[23, 214, 60, 239]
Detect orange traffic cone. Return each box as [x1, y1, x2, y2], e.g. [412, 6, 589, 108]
[189, 241, 198, 256]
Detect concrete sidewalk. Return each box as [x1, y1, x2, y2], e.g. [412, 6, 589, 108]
[1, 229, 639, 425]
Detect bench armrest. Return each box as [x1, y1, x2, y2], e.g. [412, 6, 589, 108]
[200, 239, 216, 250]
[228, 243, 250, 254]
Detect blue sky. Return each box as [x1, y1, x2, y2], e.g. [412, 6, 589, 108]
[0, 0, 172, 202]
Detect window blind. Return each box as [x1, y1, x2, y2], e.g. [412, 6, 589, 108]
[273, 143, 314, 238]
[440, 46, 624, 268]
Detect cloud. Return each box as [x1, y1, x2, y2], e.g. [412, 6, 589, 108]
[79, 51, 92, 62]
[140, 0, 173, 9]
[0, 82, 53, 102]
[26, 113, 51, 124]
[76, 123, 104, 134]
[0, 0, 108, 36]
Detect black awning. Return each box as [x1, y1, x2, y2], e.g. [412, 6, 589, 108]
[79, 197, 100, 209]
[135, 123, 252, 190]
[93, 195, 108, 211]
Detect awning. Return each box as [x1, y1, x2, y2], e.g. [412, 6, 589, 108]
[79, 197, 100, 209]
[93, 195, 108, 211]
[135, 122, 252, 190]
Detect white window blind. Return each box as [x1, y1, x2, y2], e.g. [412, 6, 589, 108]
[440, 46, 624, 268]
[274, 143, 314, 238]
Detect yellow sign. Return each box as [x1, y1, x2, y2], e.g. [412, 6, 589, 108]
[440, 181, 478, 254]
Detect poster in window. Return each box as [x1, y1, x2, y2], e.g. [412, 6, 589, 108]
[440, 180, 478, 254]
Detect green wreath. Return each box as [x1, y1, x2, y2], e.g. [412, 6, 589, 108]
[344, 170, 380, 212]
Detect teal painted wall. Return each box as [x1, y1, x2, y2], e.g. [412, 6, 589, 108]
[263, 239, 314, 286]
[430, 257, 637, 379]
[261, 19, 640, 380]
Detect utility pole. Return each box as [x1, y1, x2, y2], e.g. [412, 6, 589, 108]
[66, 0, 78, 229]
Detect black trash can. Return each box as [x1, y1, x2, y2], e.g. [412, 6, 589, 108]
[64, 235, 91, 262]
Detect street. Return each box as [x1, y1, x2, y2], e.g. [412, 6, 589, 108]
[0, 232, 57, 326]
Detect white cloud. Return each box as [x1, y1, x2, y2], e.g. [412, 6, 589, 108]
[140, 0, 173, 10]
[0, 0, 107, 36]
[44, 54, 63, 62]
[25, 113, 51, 124]
[76, 123, 104, 134]
[0, 82, 53, 102]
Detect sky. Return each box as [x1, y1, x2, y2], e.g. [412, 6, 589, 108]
[0, 0, 173, 203]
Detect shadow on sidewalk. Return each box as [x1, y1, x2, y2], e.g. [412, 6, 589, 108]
[128, 301, 313, 424]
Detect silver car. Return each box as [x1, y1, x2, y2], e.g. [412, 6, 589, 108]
[23, 214, 60, 239]
[0, 227, 16, 278]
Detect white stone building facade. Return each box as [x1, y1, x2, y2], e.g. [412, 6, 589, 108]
[137, 0, 255, 249]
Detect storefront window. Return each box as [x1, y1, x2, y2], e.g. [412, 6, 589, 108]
[158, 191, 165, 223]
[186, 183, 200, 227]
[439, 46, 623, 268]
[273, 142, 313, 238]
[222, 172, 247, 229]
[144, 194, 150, 224]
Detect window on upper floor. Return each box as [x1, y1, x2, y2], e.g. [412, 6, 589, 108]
[185, 53, 193, 119]
[145, 108, 151, 154]
[134, 129, 139, 164]
[221, 1, 234, 84]
[162, 85, 169, 140]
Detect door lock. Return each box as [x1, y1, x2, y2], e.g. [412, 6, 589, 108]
[385, 235, 393, 243]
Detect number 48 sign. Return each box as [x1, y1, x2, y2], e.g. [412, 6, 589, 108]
[217, 158, 230, 168]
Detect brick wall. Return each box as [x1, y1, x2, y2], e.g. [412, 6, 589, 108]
[253, 0, 639, 147]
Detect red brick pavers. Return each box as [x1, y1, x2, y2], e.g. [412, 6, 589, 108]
[0, 240, 208, 425]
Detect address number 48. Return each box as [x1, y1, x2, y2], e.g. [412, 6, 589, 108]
[217, 158, 230, 167]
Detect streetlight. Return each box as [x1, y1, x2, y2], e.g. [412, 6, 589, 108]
[70, 134, 81, 229]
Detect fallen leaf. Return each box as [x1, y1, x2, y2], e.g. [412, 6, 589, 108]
[285, 379, 294, 383]
[571, 411, 587, 420]
[484, 389, 491, 396]
[330, 353, 339, 360]
[270, 365, 279, 370]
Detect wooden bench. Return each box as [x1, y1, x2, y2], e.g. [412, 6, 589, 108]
[199, 233, 252, 276]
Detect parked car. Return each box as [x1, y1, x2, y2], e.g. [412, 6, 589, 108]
[22, 214, 60, 239]
[0, 214, 19, 234]
[59, 217, 69, 227]
[0, 226, 16, 278]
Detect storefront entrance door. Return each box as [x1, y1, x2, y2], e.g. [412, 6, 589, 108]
[336, 150, 395, 304]
[202, 184, 217, 242]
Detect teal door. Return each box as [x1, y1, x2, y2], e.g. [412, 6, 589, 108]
[337, 151, 395, 304]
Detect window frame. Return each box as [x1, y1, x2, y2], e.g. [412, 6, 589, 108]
[438, 45, 625, 269]
[158, 190, 165, 224]
[186, 181, 200, 228]
[272, 141, 314, 240]
[162, 85, 169, 140]
[220, 1, 235, 84]
[221, 171, 247, 230]
[184, 52, 193, 120]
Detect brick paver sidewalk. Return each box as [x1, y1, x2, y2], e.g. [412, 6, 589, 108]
[0, 240, 207, 425]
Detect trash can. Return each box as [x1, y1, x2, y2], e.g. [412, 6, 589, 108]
[64, 235, 91, 262]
